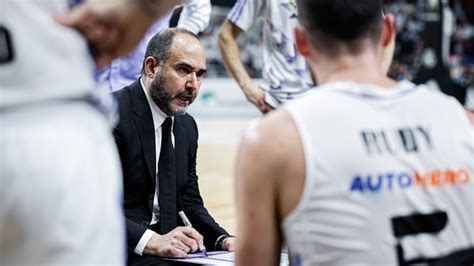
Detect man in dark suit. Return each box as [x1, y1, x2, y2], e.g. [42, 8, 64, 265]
[113, 28, 235, 264]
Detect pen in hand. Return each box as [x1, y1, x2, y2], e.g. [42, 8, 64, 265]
[178, 211, 208, 257]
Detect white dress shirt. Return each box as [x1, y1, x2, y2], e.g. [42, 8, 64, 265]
[134, 78, 175, 255]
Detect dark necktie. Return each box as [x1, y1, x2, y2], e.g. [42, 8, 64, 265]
[158, 117, 177, 234]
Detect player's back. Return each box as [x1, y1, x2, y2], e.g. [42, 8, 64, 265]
[283, 80, 474, 265]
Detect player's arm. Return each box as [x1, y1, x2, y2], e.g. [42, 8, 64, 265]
[218, 20, 269, 113]
[235, 110, 305, 265]
[55, 0, 181, 68]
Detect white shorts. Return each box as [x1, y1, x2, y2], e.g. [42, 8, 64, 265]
[0, 102, 125, 264]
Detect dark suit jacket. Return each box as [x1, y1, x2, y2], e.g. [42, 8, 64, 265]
[113, 80, 228, 256]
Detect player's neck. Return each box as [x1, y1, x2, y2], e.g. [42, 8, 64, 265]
[315, 53, 396, 89]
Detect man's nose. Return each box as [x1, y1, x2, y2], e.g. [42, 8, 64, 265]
[185, 86, 194, 95]
[186, 72, 199, 88]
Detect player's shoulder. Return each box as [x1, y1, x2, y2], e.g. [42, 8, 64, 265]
[240, 109, 298, 160]
[410, 82, 469, 117]
[404, 81, 459, 104]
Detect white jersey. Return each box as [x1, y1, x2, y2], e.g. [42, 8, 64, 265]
[178, 0, 212, 34]
[228, 0, 314, 106]
[283, 80, 474, 265]
[0, 0, 95, 108]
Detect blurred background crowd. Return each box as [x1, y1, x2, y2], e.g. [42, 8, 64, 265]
[384, 0, 473, 86]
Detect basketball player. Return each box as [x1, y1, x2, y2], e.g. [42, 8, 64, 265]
[218, 0, 314, 113]
[235, 0, 474, 265]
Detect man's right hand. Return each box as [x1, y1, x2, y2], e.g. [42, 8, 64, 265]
[55, 0, 181, 68]
[242, 84, 273, 114]
[143, 227, 204, 257]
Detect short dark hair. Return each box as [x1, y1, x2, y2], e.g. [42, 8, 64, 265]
[142, 28, 199, 73]
[296, 0, 384, 55]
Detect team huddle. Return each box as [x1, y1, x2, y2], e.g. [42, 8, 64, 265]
[0, 0, 472, 265]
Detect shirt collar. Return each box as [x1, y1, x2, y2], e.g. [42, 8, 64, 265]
[140, 77, 173, 132]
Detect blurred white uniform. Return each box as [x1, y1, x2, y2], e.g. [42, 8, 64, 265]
[283, 81, 474, 265]
[0, 1, 124, 264]
[178, 0, 212, 34]
[227, 0, 314, 106]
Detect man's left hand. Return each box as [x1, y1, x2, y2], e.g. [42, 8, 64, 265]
[220, 237, 236, 251]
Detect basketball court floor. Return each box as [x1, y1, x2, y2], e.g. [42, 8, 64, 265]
[195, 117, 255, 235]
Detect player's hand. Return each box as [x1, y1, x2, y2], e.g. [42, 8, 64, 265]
[54, 0, 179, 68]
[242, 84, 271, 114]
[261, 103, 274, 114]
[144, 227, 204, 257]
[220, 236, 236, 251]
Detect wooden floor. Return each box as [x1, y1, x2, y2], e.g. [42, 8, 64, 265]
[195, 118, 254, 235]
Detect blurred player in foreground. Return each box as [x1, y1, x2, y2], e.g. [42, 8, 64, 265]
[0, 0, 179, 264]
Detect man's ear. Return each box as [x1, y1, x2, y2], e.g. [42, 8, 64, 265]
[294, 26, 311, 57]
[381, 13, 396, 74]
[144, 56, 158, 78]
[382, 13, 395, 48]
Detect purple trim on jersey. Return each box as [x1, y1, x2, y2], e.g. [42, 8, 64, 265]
[291, 253, 303, 266]
[227, 1, 239, 21]
[270, 84, 282, 91]
[68, 0, 83, 8]
[276, 33, 289, 50]
[295, 69, 308, 77]
[228, 0, 239, 21]
[269, 67, 275, 76]
[270, 22, 277, 33]
[275, 34, 299, 64]
[280, 3, 291, 11]
[229, 0, 248, 22]
[286, 54, 297, 64]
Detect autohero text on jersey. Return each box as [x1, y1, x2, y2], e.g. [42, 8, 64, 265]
[350, 125, 470, 193]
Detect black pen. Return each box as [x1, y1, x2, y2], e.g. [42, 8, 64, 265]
[178, 211, 208, 257]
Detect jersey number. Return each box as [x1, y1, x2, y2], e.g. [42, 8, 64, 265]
[391, 211, 473, 265]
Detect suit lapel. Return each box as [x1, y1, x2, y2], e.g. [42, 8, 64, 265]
[130, 80, 156, 185]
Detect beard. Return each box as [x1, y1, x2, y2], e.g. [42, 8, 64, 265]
[150, 73, 191, 116]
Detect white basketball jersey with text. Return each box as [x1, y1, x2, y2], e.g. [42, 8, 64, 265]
[228, 0, 314, 105]
[283, 80, 474, 266]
